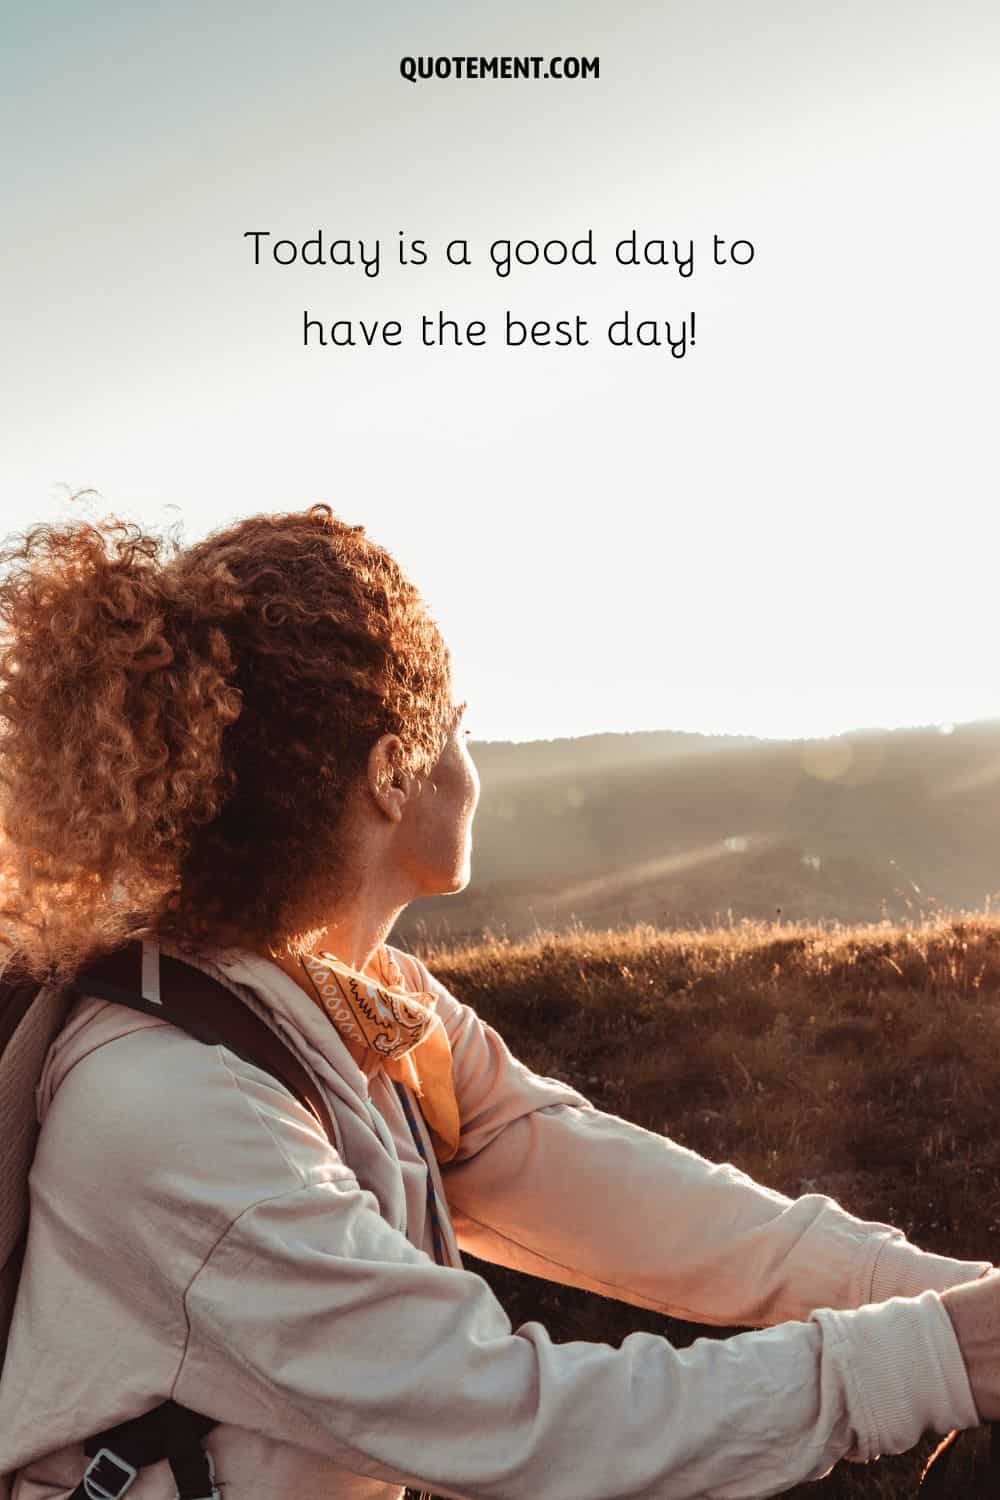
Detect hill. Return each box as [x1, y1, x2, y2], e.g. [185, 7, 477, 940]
[415, 913, 1000, 1498]
[396, 720, 1000, 947]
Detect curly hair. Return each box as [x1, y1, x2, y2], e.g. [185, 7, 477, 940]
[0, 504, 456, 980]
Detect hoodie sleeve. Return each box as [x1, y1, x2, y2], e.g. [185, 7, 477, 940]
[21, 985, 981, 1500]
[173, 1164, 981, 1500]
[396, 955, 990, 1327]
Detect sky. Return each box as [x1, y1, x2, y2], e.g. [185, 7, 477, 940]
[3, 0, 998, 742]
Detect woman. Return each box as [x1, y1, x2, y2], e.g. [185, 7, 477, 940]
[0, 503, 998, 1500]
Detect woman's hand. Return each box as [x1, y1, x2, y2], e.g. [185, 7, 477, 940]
[942, 1272, 1000, 1420]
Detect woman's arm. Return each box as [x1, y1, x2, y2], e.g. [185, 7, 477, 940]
[402, 954, 990, 1325]
[19, 992, 983, 1500]
[176, 1173, 979, 1500]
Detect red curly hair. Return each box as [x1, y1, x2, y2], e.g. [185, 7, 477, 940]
[0, 504, 456, 980]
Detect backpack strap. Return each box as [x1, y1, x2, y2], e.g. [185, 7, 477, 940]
[61, 940, 339, 1500]
[74, 941, 336, 1145]
[69, 1401, 218, 1500]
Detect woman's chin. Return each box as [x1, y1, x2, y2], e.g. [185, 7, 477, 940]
[431, 864, 472, 897]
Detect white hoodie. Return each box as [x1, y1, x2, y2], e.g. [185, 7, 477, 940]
[0, 943, 988, 1500]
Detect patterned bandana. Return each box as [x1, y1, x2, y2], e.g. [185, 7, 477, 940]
[300, 947, 460, 1163]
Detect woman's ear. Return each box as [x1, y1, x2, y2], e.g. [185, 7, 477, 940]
[367, 733, 411, 823]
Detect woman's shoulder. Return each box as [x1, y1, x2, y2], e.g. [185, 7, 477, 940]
[35, 996, 340, 1250]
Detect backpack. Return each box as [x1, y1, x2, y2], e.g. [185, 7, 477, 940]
[0, 940, 422, 1500]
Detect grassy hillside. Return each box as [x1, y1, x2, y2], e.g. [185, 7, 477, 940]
[397, 721, 1000, 946]
[414, 913, 1000, 1498]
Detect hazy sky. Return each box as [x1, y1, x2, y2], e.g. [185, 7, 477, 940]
[3, 1, 998, 741]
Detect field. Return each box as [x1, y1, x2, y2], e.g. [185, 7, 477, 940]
[415, 912, 1000, 1498]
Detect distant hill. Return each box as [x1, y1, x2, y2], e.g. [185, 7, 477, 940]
[394, 721, 1000, 946]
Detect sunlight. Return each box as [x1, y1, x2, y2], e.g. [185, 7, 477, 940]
[929, 755, 1000, 799]
[543, 836, 777, 912]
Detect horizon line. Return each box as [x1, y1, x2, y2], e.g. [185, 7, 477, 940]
[470, 715, 1000, 749]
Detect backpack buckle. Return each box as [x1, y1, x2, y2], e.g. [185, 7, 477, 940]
[82, 1449, 138, 1500]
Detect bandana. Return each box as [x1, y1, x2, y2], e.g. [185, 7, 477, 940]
[300, 947, 460, 1163]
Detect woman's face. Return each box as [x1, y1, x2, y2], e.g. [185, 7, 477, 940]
[398, 727, 480, 897]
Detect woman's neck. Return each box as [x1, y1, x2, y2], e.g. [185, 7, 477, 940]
[257, 901, 406, 991]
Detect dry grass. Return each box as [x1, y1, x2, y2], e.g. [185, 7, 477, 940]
[416, 912, 1000, 1498]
